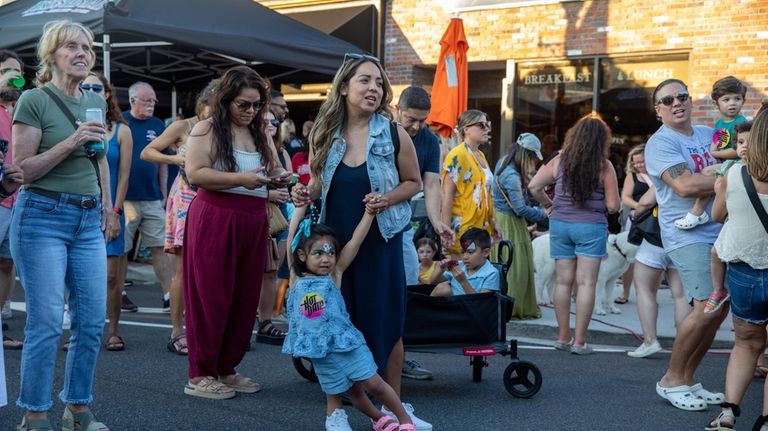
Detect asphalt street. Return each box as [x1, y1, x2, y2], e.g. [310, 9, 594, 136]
[1, 282, 764, 430]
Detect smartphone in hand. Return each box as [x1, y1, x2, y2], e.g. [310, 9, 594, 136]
[439, 259, 459, 269]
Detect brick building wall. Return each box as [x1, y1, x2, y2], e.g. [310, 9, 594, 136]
[385, 0, 768, 122]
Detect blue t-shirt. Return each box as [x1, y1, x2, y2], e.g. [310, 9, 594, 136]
[645, 124, 721, 252]
[123, 111, 165, 200]
[411, 126, 440, 179]
[443, 260, 500, 296]
[282, 275, 368, 358]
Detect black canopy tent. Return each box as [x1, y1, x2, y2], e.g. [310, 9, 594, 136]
[0, 0, 363, 114]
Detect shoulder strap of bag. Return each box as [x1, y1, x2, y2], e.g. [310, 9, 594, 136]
[390, 120, 401, 180]
[741, 164, 768, 234]
[40, 86, 102, 198]
[495, 157, 522, 216]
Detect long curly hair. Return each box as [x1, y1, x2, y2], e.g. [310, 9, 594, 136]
[560, 114, 612, 206]
[207, 66, 273, 173]
[748, 109, 768, 182]
[309, 58, 392, 181]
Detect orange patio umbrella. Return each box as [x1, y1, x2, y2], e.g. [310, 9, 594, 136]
[427, 17, 469, 138]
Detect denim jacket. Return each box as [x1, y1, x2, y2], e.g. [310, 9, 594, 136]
[319, 113, 411, 241]
[493, 158, 547, 222]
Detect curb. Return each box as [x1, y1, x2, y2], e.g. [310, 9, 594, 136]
[507, 322, 734, 350]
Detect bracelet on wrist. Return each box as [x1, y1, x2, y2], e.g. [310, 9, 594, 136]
[112, 207, 123, 215]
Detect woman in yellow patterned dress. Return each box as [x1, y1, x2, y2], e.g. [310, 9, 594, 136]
[440, 110, 500, 258]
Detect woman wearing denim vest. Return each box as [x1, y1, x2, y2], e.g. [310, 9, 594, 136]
[492, 133, 547, 320]
[292, 55, 430, 431]
[11, 20, 113, 431]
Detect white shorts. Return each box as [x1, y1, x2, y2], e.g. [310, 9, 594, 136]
[635, 240, 675, 270]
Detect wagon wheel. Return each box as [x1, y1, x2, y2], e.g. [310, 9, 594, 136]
[471, 356, 486, 383]
[292, 356, 318, 382]
[503, 360, 542, 398]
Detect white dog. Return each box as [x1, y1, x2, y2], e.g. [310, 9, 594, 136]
[532, 231, 638, 315]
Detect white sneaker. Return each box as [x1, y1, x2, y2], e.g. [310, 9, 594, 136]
[325, 409, 353, 431]
[382, 402, 432, 431]
[627, 340, 662, 358]
[1, 300, 11, 320]
[62, 308, 71, 330]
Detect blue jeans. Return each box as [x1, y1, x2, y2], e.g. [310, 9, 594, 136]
[728, 261, 768, 325]
[9, 189, 106, 411]
[402, 226, 419, 286]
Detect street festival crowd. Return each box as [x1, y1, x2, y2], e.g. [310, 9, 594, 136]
[0, 19, 766, 431]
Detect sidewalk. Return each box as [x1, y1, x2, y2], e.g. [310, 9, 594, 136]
[508, 284, 736, 349]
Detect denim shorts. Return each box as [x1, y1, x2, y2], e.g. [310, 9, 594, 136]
[0, 205, 11, 259]
[310, 344, 378, 395]
[667, 243, 713, 303]
[635, 240, 675, 271]
[728, 262, 768, 325]
[549, 219, 608, 259]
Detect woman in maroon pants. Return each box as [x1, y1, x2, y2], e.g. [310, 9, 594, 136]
[182, 66, 290, 399]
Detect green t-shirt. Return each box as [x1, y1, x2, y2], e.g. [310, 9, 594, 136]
[13, 83, 107, 195]
[713, 114, 747, 153]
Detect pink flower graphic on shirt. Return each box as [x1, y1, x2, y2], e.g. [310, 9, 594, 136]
[300, 293, 326, 319]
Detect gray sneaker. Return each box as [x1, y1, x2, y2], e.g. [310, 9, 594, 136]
[402, 359, 434, 380]
[1, 300, 11, 320]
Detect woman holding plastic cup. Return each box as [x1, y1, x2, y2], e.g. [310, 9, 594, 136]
[10, 20, 112, 431]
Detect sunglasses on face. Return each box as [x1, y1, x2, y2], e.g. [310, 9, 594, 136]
[233, 99, 264, 112]
[467, 122, 491, 131]
[656, 92, 690, 106]
[266, 119, 280, 127]
[343, 52, 380, 64]
[80, 83, 104, 93]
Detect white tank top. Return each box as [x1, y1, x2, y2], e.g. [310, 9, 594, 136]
[714, 164, 768, 269]
[219, 149, 268, 198]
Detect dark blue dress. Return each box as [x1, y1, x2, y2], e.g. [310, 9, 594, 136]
[324, 162, 405, 372]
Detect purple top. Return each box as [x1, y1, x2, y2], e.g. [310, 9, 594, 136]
[550, 164, 606, 224]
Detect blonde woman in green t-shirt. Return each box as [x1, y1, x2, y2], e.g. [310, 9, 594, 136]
[10, 20, 112, 431]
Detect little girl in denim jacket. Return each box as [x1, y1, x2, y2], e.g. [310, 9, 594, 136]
[283, 203, 414, 431]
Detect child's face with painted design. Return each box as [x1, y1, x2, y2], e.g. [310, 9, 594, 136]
[736, 131, 750, 160]
[299, 235, 337, 275]
[417, 244, 436, 264]
[460, 240, 490, 271]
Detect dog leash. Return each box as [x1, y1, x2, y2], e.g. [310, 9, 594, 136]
[611, 240, 628, 260]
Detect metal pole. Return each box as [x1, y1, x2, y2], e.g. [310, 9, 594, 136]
[171, 85, 177, 121]
[103, 34, 111, 81]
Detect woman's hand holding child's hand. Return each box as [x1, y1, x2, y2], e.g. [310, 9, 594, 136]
[363, 193, 389, 214]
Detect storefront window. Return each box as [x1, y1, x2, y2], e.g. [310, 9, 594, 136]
[515, 59, 595, 159]
[514, 54, 689, 172]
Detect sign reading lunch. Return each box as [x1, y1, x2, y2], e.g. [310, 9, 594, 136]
[22, 0, 106, 16]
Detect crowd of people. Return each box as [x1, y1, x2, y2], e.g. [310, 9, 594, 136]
[0, 18, 767, 431]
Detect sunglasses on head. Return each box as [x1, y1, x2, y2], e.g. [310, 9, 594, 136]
[343, 52, 380, 64]
[80, 83, 104, 93]
[233, 99, 264, 112]
[656, 92, 690, 106]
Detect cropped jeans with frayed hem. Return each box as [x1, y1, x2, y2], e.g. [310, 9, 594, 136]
[10, 189, 106, 411]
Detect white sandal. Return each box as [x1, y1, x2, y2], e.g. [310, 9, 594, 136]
[656, 382, 707, 411]
[674, 212, 709, 230]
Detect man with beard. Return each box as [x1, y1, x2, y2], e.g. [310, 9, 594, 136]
[0, 50, 24, 351]
[123, 82, 172, 312]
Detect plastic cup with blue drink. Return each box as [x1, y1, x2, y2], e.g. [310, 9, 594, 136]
[84, 108, 105, 157]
